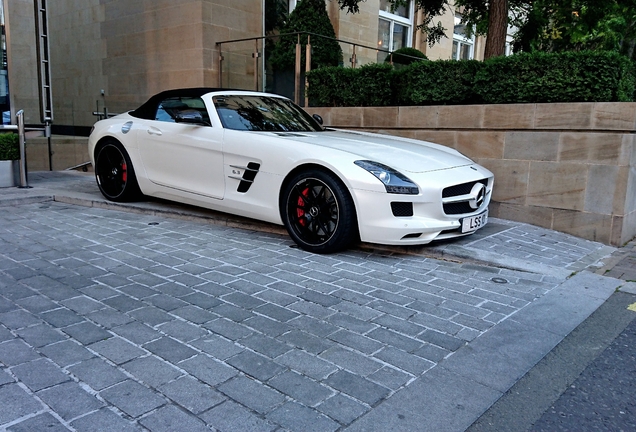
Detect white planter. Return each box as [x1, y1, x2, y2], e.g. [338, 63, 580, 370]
[0, 160, 20, 188]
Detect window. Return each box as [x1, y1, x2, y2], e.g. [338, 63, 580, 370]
[452, 13, 474, 60]
[378, 0, 413, 62]
[155, 97, 210, 125]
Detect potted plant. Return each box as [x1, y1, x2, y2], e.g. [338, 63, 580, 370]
[0, 132, 20, 187]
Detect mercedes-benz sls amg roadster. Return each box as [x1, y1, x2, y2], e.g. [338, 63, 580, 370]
[89, 88, 493, 254]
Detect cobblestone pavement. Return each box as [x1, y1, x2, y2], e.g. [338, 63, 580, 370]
[0, 200, 577, 431]
[0, 172, 623, 431]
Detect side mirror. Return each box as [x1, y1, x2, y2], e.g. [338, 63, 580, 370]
[312, 113, 323, 125]
[175, 109, 206, 125]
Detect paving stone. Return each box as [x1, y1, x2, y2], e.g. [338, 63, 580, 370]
[68, 357, 128, 391]
[62, 321, 112, 345]
[0, 338, 41, 366]
[144, 294, 188, 311]
[7, 412, 68, 432]
[14, 295, 56, 314]
[267, 401, 340, 432]
[269, 370, 333, 406]
[326, 313, 377, 334]
[323, 370, 390, 406]
[320, 346, 383, 376]
[71, 407, 141, 432]
[218, 376, 286, 414]
[100, 380, 165, 418]
[374, 346, 435, 375]
[101, 294, 144, 313]
[368, 327, 422, 353]
[276, 349, 338, 380]
[299, 290, 341, 307]
[61, 296, 104, 314]
[90, 337, 146, 365]
[416, 329, 466, 351]
[140, 405, 210, 432]
[87, 309, 134, 328]
[412, 343, 451, 363]
[280, 329, 334, 355]
[159, 375, 226, 414]
[122, 356, 183, 388]
[37, 381, 104, 421]
[242, 333, 293, 358]
[111, 322, 161, 345]
[289, 315, 339, 338]
[11, 358, 69, 391]
[227, 350, 286, 381]
[79, 285, 118, 301]
[0, 309, 42, 330]
[244, 315, 291, 337]
[200, 400, 277, 432]
[118, 283, 158, 300]
[0, 383, 42, 424]
[224, 291, 266, 309]
[180, 354, 238, 386]
[16, 323, 66, 348]
[317, 393, 369, 426]
[39, 340, 94, 367]
[158, 320, 208, 342]
[190, 334, 245, 360]
[127, 307, 173, 326]
[181, 292, 222, 309]
[0, 368, 13, 385]
[368, 366, 412, 390]
[171, 305, 217, 324]
[143, 337, 196, 363]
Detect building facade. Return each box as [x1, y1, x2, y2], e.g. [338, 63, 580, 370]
[2, 0, 496, 131]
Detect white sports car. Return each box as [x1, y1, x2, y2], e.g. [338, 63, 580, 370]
[89, 88, 493, 253]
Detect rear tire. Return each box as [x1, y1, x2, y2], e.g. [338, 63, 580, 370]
[95, 140, 141, 202]
[281, 169, 357, 253]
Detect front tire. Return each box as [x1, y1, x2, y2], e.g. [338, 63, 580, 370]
[281, 169, 357, 253]
[95, 140, 141, 202]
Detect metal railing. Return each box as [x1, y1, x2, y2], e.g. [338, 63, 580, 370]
[217, 31, 424, 105]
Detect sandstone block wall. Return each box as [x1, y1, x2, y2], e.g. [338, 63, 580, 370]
[306, 103, 636, 246]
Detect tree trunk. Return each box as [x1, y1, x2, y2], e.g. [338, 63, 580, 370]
[484, 0, 508, 59]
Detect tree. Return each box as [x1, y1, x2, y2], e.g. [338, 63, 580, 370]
[512, 0, 636, 59]
[270, 0, 343, 70]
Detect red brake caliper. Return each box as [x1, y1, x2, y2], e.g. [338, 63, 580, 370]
[121, 162, 128, 182]
[296, 188, 309, 226]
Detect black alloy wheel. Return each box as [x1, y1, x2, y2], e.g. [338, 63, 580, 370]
[282, 169, 357, 253]
[95, 140, 141, 202]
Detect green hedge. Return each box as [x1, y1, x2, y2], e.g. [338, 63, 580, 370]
[306, 50, 635, 107]
[474, 51, 635, 103]
[0, 133, 19, 161]
[307, 63, 394, 107]
[393, 59, 483, 105]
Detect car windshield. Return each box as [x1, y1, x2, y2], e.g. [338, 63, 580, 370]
[213, 95, 323, 132]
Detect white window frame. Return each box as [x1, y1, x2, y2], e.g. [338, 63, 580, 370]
[378, 1, 414, 52]
[452, 13, 474, 60]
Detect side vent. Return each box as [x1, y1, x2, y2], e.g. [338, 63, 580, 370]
[236, 162, 260, 193]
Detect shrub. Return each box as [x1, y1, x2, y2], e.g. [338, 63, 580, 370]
[270, 0, 342, 71]
[394, 60, 483, 105]
[384, 47, 428, 67]
[474, 51, 635, 103]
[307, 63, 394, 106]
[0, 133, 19, 161]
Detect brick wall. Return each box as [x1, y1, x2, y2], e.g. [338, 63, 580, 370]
[306, 103, 636, 246]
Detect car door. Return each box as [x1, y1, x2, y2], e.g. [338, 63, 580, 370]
[137, 96, 225, 199]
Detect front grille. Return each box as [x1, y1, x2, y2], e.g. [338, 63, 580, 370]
[442, 179, 488, 198]
[391, 202, 413, 217]
[442, 179, 488, 215]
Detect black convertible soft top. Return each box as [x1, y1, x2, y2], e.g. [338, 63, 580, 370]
[129, 88, 226, 120]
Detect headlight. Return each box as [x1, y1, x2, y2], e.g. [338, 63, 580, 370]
[354, 160, 419, 195]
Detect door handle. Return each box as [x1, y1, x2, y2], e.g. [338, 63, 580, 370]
[147, 127, 162, 136]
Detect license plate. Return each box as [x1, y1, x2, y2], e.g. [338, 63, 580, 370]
[461, 210, 488, 233]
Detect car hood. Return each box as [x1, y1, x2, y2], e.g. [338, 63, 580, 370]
[265, 129, 474, 173]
